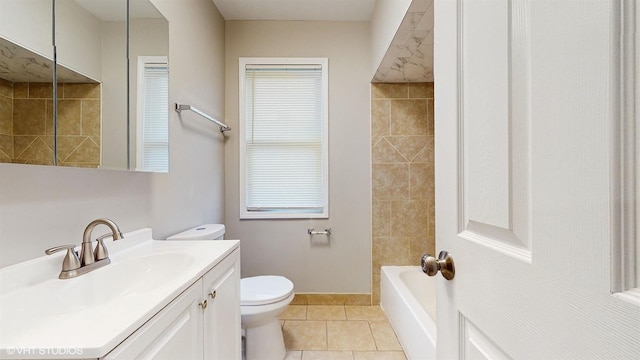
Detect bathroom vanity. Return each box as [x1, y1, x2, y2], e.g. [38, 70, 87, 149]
[0, 229, 241, 359]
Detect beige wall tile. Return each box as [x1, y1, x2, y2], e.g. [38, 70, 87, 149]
[0, 134, 13, 159]
[372, 237, 412, 273]
[281, 305, 308, 320]
[302, 351, 353, 360]
[371, 83, 408, 99]
[0, 79, 13, 97]
[372, 164, 409, 201]
[307, 306, 346, 320]
[372, 138, 407, 164]
[13, 136, 36, 159]
[63, 137, 100, 163]
[13, 99, 46, 135]
[15, 137, 53, 165]
[353, 351, 406, 360]
[45, 100, 54, 135]
[387, 136, 427, 162]
[427, 99, 434, 136]
[390, 200, 427, 237]
[63, 83, 100, 99]
[81, 100, 101, 137]
[344, 306, 386, 321]
[409, 83, 434, 99]
[390, 99, 427, 136]
[55, 136, 85, 162]
[28, 83, 53, 99]
[411, 136, 434, 163]
[372, 200, 391, 237]
[13, 83, 28, 99]
[372, 273, 380, 305]
[56, 100, 82, 135]
[409, 162, 434, 200]
[306, 294, 346, 305]
[327, 321, 376, 351]
[410, 237, 433, 265]
[291, 294, 309, 305]
[369, 321, 403, 351]
[371, 100, 390, 138]
[370, 82, 435, 308]
[283, 320, 327, 351]
[344, 294, 371, 306]
[0, 96, 12, 135]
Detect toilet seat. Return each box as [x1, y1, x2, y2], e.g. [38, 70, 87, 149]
[241, 276, 294, 306]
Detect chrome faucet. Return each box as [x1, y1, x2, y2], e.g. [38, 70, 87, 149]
[45, 218, 124, 279]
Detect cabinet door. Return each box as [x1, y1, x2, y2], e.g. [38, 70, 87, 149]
[102, 282, 204, 360]
[202, 250, 241, 360]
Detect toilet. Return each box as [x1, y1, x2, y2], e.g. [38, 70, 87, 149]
[167, 224, 294, 360]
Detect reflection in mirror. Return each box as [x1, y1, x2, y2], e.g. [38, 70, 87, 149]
[129, 1, 169, 172]
[0, 37, 56, 165]
[0, 0, 54, 165]
[57, 0, 128, 170]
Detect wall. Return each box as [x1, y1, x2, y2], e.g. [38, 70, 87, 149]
[370, 82, 434, 304]
[0, 0, 53, 58]
[0, 0, 226, 267]
[224, 21, 372, 295]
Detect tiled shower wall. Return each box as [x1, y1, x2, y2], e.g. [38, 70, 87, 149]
[0, 79, 101, 167]
[371, 83, 435, 304]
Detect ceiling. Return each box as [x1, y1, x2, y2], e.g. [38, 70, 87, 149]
[212, 0, 434, 82]
[211, 0, 376, 21]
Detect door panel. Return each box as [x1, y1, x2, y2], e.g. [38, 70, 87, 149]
[435, 0, 640, 359]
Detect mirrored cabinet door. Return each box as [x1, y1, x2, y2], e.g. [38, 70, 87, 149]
[1, 0, 169, 172]
[0, 0, 55, 166]
[56, 0, 128, 170]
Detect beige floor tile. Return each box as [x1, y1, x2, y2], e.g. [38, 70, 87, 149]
[281, 305, 308, 320]
[345, 306, 387, 321]
[307, 305, 347, 320]
[284, 320, 328, 351]
[302, 351, 354, 360]
[286, 351, 303, 360]
[353, 351, 407, 360]
[369, 321, 403, 351]
[327, 321, 376, 351]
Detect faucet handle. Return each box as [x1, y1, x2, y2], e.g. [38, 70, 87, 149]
[45, 245, 81, 271]
[94, 234, 111, 261]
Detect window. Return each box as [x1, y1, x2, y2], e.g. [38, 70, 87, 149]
[136, 56, 169, 172]
[239, 58, 329, 219]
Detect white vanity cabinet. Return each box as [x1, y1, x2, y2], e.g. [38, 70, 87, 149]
[102, 249, 241, 360]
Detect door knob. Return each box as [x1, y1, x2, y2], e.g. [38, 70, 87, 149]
[421, 251, 455, 280]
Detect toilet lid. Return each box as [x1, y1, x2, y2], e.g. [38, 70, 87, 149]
[240, 276, 294, 306]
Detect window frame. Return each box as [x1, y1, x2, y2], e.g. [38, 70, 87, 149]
[238, 57, 329, 219]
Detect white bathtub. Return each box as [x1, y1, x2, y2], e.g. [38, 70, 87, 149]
[380, 266, 436, 360]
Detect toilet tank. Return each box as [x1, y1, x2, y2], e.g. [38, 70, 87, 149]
[166, 224, 225, 240]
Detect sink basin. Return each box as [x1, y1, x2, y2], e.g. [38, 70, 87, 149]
[1, 252, 195, 316]
[0, 228, 240, 359]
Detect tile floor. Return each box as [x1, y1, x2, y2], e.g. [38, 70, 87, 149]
[280, 305, 407, 360]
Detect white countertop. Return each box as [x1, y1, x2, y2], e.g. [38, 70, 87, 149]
[0, 229, 239, 359]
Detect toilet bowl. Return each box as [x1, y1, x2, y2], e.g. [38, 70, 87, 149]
[167, 224, 294, 360]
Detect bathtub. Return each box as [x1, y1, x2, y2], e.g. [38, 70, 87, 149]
[380, 266, 436, 360]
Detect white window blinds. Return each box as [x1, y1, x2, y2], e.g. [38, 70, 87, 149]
[240, 59, 328, 218]
[137, 59, 168, 172]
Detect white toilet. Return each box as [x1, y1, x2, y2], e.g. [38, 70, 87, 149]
[167, 224, 294, 360]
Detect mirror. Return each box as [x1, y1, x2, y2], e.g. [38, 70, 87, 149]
[0, 0, 168, 171]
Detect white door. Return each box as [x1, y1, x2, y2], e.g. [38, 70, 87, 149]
[434, 0, 640, 359]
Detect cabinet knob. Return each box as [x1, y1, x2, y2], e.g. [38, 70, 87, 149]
[209, 290, 217, 299]
[199, 300, 208, 310]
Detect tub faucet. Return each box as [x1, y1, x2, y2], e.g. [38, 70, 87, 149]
[80, 218, 124, 266]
